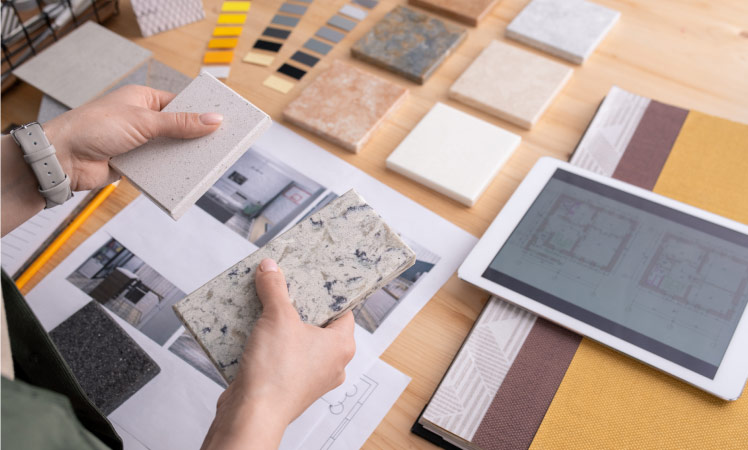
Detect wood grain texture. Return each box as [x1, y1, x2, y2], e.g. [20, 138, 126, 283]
[2, 0, 748, 448]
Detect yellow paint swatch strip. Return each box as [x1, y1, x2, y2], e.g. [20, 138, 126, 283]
[217, 14, 247, 25]
[203, 51, 234, 64]
[222, 1, 251, 12]
[209, 38, 239, 49]
[263, 75, 295, 94]
[213, 26, 243, 37]
[243, 51, 274, 66]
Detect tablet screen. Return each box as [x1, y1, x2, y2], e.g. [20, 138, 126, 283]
[483, 169, 748, 378]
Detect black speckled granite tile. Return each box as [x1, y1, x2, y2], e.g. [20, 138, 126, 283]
[351, 5, 466, 84]
[50, 301, 160, 415]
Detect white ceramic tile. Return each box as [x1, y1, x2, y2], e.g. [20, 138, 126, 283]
[386, 102, 521, 206]
[339, 4, 368, 20]
[14, 22, 152, 108]
[506, 0, 620, 64]
[110, 72, 272, 220]
[199, 65, 231, 79]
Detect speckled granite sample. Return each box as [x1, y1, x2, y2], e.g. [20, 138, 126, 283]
[282, 60, 408, 152]
[49, 302, 160, 415]
[449, 40, 572, 129]
[110, 72, 272, 220]
[386, 102, 521, 206]
[174, 190, 416, 382]
[13, 22, 152, 109]
[408, 0, 499, 26]
[505, 0, 620, 64]
[351, 5, 466, 84]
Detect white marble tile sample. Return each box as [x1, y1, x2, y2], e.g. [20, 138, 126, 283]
[505, 0, 620, 64]
[13, 22, 152, 108]
[173, 190, 416, 382]
[386, 102, 521, 206]
[110, 72, 271, 220]
[449, 40, 572, 129]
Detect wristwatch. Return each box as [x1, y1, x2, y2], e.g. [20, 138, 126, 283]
[10, 122, 73, 208]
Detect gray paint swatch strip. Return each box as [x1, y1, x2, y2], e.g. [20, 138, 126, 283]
[304, 38, 333, 55]
[272, 14, 299, 27]
[279, 3, 307, 15]
[316, 26, 345, 43]
[328, 14, 357, 31]
[354, 0, 378, 9]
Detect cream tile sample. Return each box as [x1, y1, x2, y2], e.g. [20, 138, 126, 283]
[506, 0, 620, 64]
[199, 65, 231, 79]
[449, 40, 572, 129]
[174, 190, 416, 382]
[386, 102, 521, 206]
[408, 0, 499, 26]
[13, 22, 152, 109]
[131, 0, 205, 37]
[110, 73, 271, 220]
[283, 60, 408, 152]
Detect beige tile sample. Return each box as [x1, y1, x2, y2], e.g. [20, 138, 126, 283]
[449, 40, 572, 129]
[386, 102, 521, 206]
[110, 72, 271, 220]
[174, 190, 416, 382]
[13, 22, 152, 109]
[283, 60, 408, 152]
[408, 0, 499, 26]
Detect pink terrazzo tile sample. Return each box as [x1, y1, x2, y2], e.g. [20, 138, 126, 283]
[282, 60, 408, 152]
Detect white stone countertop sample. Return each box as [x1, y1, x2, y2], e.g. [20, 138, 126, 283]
[174, 190, 416, 382]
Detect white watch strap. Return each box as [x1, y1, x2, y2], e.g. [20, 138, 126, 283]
[11, 122, 73, 208]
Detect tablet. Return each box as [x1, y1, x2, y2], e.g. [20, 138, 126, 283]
[459, 157, 748, 400]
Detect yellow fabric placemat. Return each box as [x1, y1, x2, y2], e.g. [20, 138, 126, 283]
[530, 111, 748, 449]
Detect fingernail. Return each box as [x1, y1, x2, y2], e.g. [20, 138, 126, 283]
[259, 258, 278, 273]
[199, 113, 223, 125]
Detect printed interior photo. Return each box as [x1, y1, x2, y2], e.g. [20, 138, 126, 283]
[169, 330, 227, 388]
[66, 237, 186, 346]
[196, 148, 326, 247]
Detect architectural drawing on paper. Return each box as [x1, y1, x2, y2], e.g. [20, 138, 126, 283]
[319, 374, 379, 449]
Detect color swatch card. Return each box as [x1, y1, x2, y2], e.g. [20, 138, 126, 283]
[243, 0, 311, 68]
[283, 60, 408, 152]
[13, 21, 152, 108]
[386, 102, 521, 206]
[131, 0, 205, 37]
[449, 40, 572, 129]
[110, 72, 271, 220]
[408, 0, 499, 26]
[351, 5, 466, 84]
[506, 0, 620, 64]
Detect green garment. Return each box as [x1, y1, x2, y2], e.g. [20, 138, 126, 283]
[1, 271, 122, 450]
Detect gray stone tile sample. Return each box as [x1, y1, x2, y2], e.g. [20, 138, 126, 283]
[104, 60, 150, 94]
[279, 2, 307, 15]
[146, 60, 192, 94]
[272, 14, 300, 27]
[505, 0, 620, 64]
[173, 190, 416, 382]
[316, 26, 345, 43]
[50, 301, 160, 415]
[109, 72, 272, 220]
[13, 21, 152, 109]
[304, 38, 333, 55]
[351, 5, 466, 84]
[37, 95, 70, 124]
[328, 14, 357, 31]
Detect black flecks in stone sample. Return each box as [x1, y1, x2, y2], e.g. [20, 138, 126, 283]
[277, 63, 306, 80]
[324, 280, 337, 294]
[254, 40, 283, 52]
[330, 295, 348, 311]
[220, 325, 228, 335]
[290, 51, 320, 67]
[343, 204, 371, 218]
[49, 302, 160, 415]
[263, 27, 291, 40]
[310, 217, 324, 227]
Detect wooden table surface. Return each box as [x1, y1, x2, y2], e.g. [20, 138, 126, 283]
[2, 0, 747, 448]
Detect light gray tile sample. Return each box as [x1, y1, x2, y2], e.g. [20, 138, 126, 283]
[304, 38, 333, 55]
[328, 14, 357, 31]
[174, 190, 416, 382]
[316, 26, 345, 43]
[146, 60, 192, 94]
[272, 14, 300, 27]
[37, 95, 70, 123]
[505, 0, 620, 64]
[279, 2, 308, 15]
[110, 72, 272, 220]
[340, 4, 368, 21]
[13, 21, 152, 109]
[105, 59, 149, 93]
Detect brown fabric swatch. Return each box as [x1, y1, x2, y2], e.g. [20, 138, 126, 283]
[472, 319, 582, 450]
[612, 100, 689, 189]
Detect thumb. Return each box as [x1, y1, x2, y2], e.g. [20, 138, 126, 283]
[254, 258, 297, 321]
[145, 110, 223, 139]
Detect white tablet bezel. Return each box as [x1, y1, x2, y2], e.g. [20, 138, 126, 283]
[459, 157, 748, 400]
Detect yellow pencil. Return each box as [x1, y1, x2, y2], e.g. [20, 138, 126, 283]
[16, 182, 119, 290]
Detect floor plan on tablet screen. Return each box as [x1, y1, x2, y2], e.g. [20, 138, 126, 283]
[486, 171, 748, 377]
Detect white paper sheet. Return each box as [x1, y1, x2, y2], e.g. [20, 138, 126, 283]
[24, 123, 476, 449]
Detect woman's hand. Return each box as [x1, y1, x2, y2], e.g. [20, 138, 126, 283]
[202, 258, 356, 449]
